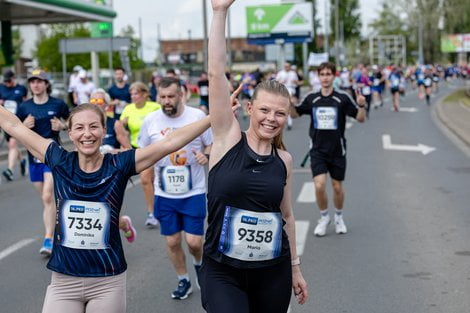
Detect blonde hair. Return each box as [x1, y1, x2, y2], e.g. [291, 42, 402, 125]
[68, 103, 106, 129]
[129, 81, 150, 101]
[252, 80, 290, 150]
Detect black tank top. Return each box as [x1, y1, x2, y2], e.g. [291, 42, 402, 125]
[204, 132, 290, 268]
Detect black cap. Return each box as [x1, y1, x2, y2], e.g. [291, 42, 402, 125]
[3, 70, 15, 82]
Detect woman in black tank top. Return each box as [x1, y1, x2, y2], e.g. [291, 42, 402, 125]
[199, 1, 308, 312]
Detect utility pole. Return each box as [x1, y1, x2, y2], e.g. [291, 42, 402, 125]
[138, 17, 143, 61]
[334, 0, 339, 67]
[418, 20, 424, 65]
[324, 0, 328, 54]
[202, 0, 208, 72]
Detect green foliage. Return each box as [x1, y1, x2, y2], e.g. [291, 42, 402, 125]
[35, 24, 91, 72]
[34, 23, 145, 72]
[12, 28, 23, 61]
[329, 0, 362, 41]
[443, 0, 470, 34]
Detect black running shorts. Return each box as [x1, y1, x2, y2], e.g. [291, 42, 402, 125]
[310, 151, 347, 181]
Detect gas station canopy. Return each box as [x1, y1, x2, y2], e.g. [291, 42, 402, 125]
[0, 0, 116, 24]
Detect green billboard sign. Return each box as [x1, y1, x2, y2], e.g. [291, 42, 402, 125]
[246, 3, 312, 45]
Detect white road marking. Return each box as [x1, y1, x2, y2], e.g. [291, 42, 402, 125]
[382, 134, 436, 155]
[295, 220, 310, 256]
[297, 182, 316, 203]
[392, 107, 418, 113]
[0, 238, 36, 261]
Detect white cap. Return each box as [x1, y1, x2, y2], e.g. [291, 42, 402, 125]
[78, 69, 87, 78]
[73, 65, 83, 72]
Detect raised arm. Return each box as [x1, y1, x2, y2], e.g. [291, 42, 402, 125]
[0, 105, 52, 163]
[134, 116, 210, 173]
[208, 0, 241, 165]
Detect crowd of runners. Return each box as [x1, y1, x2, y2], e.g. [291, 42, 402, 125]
[0, 0, 469, 312]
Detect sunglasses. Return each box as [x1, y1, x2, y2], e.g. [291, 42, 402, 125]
[89, 98, 106, 105]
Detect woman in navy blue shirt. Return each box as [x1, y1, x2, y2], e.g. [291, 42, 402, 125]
[0, 102, 210, 313]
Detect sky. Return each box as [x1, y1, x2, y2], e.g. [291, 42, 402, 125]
[113, 0, 382, 62]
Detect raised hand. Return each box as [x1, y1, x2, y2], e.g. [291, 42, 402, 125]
[211, 0, 235, 11]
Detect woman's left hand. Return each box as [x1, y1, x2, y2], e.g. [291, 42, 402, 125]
[292, 266, 308, 305]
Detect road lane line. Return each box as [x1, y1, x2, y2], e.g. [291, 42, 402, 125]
[295, 220, 310, 256]
[0, 238, 36, 261]
[297, 182, 316, 203]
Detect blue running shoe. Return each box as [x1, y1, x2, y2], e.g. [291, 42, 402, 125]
[171, 279, 192, 300]
[39, 238, 53, 257]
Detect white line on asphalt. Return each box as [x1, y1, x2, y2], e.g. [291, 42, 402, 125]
[297, 182, 316, 203]
[0, 238, 36, 261]
[295, 220, 310, 256]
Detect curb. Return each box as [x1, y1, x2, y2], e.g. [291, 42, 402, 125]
[432, 94, 470, 158]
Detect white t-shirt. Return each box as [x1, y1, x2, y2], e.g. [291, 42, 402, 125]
[138, 106, 213, 199]
[74, 81, 96, 105]
[308, 70, 321, 92]
[275, 70, 298, 95]
[68, 73, 81, 93]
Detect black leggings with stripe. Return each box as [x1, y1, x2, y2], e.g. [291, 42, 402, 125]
[200, 256, 292, 313]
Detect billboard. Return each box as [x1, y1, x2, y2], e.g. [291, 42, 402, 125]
[441, 34, 470, 53]
[246, 3, 313, 45]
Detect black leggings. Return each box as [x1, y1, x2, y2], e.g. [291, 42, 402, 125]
[200, 257, 292, 313]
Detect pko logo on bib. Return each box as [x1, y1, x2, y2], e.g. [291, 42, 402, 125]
[241, 215, 258, 225]
[70, 205, 85, 213]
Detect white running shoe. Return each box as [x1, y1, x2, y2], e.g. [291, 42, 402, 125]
[314, 215, 330, 237]
[145, 213, 159, 228]
[334, 214, 347, 234]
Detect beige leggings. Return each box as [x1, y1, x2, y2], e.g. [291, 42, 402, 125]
[42, 271, 126, 313]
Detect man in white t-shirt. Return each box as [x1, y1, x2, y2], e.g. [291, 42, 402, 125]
[138, 77, 212, 300]
[73, 69, 95, 105]
[275, 62, 298, 130]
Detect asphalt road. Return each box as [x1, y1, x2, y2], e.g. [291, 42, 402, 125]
[0, 82, 469, 313]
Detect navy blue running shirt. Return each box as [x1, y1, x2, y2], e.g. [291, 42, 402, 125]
[45, 142, 137, 277]
[16, 97, 69, 163]
[0, 83, 27, 106]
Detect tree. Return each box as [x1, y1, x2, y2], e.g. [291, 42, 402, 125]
[443, 0, 470, 34]
[35, 24, 91, 72]
[329, 0, 362, 42]
[34, 23, 145, 73]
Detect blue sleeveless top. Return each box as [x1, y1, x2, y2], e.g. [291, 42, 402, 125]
[45, 142, 136, 277]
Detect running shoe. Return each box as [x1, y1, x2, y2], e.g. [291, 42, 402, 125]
[171, 279, 193, 300]
[121, 215, 137, 243]
[2, 169, 13, 181]
[313, 214, 330, 237]
[194, 264, 201, 290]
[39, 237, 53, 256]
[145, 212, 158, 228]
[334, 214, 348, 234]
[20, 159, 27, 176]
